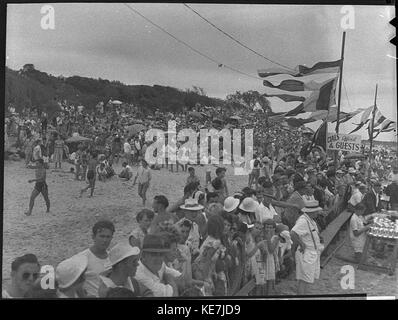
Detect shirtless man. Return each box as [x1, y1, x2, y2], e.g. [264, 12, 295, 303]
[80, 152, 98, 197]
[25, 159, 50, 216]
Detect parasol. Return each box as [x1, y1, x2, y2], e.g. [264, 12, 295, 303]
[65, 136, 92, 143]
[229, 115, 242, 121]
[126, 124, 147, 135]
[111, 100, 123, 105]
[213, 118, 223, 124]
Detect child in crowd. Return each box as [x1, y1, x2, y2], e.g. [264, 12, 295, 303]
[261, 219, 280, 295]
[349, 202, 372, 263]
[129, 209, 155, 248]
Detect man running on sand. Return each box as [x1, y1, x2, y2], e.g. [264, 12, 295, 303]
[80, 152, 98, 198]
[25, 159, 50, 216]
[133, 159, 152, 207]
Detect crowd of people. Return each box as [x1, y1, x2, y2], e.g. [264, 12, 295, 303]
[4, 102, 398, 298]
[4, 145, 398, 297]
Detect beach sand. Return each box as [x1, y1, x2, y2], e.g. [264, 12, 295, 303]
[2, 160, 397, 298]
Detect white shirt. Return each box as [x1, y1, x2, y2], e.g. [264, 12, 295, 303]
[255, 203, 278, 223]
[349, 188, 363, 206]
[124, 142, 132, 154]
[77, 249, 110, 297]
[33, 145, 42, 161]
[134, 262, 181, 297]
[349, 214, 367, 253]
[292, 214, 321, 252]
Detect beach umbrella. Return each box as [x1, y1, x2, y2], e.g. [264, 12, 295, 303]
[65, 136, 92, 143]
[126, 124, 146, 135]
[344, 152, 366, 160]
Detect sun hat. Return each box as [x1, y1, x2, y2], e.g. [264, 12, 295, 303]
[301, 199, 323, 213]
[280, 230, 293, 244]
[56, 254, 88, 289]
[180, 198, 204, 211]
[223, 196, 240, 213]
[348, 167, 356, 174]
[141, 234, 170, 253]
[238, 197, 259, 213]
[108, 242, 140, 267]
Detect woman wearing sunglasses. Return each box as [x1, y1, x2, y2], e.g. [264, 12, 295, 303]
[2, 254, 41, 298]
[55, 254, 88, 298]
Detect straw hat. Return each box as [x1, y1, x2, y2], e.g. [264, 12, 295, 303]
[108, 242, 140, 267]
[142, 234, 170, 253]
[223, 196, 240, 213]
[56, 254, 88, 289]
[302, 199, 323, 213]
[180, 198, 204, 211]
[238, 197, 259, 213]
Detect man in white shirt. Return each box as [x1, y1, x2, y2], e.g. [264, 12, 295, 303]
[348, 182, 364, 208]
[135, 234, 180, 297]
[76, 220, 114, 297]
[255, 189, 280, 223]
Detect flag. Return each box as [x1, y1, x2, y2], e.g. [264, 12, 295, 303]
[259, 60, 340, 116]
[373, 120, 396, 138]
[309, 120, 327, 152]
[258, 59, 342, 77]
[348, 105, 374, 134]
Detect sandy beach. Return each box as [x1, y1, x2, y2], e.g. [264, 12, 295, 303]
[2, 160, 397, 297]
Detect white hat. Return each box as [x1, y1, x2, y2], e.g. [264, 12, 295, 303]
[348, 167, 356, 174]
[302, 199, 323, 213]
[56, 254, 88, 289]
[108, 242, 140, 267]
[180, 198, 204, 211]
[238, 197, 259, 213]
[223, 196, 240, 213]
[280, 230, 293, 245]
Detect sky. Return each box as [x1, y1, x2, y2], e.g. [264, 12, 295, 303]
[5, 3, 397, 141]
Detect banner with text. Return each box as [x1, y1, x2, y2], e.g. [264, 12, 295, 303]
[327, 133, 362, 152]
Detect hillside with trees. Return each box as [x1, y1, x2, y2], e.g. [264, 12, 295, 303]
[5, 64, 274, 116]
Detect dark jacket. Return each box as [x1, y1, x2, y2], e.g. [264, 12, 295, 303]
[362, 190, 382, 216]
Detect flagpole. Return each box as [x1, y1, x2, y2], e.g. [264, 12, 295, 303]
[368, 84, 378, 180]
[335, 31, 346, 134]
[334, 31, 346, 166]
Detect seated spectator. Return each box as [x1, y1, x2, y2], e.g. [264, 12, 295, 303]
[2, 254, 41, 298]
[98, 242, 151, 297]
[129, 209, 155, 248]
[55, 254, 88, 298]
[96, 163, 107, 181]
[119, 162, 133, 180]
[135, 234, 181, 297]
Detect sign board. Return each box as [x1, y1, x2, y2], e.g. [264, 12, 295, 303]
[327, 133, 362, 152]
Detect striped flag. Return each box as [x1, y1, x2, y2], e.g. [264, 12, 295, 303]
[348, 105, 374, 134]
[372, 119, 396, 138]
[259, 60, 340, 115]
[258, 59, 342, 77]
